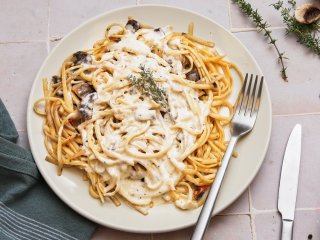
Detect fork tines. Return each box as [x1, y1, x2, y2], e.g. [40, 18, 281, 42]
[236, 73, 263, 117]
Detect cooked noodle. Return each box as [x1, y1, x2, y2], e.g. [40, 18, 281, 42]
[34, 18, 242, 214]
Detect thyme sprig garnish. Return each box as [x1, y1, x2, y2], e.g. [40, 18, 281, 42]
[272, 0, 320, 56]
[128, 66, 168, 110]
[233, 0, 288, 81]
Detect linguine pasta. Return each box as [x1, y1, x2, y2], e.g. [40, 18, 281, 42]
[34, 18, 242, 215]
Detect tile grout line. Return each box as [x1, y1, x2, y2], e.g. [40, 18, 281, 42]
[296, 207, 320, 211]
[46, 0, 51, 53]
[231, 26, 286, 33]
[16, 129, 27, 132]
[243, 208, 320, 215]
[248, 186, 257, 240]
[254, 209, 278, 214]
[49, 37, 62, 42]
[227, 0, 232, 30]
[0, 40, 46, 44]
[273, 111, 320, 117]
[217, 212, 250, 216]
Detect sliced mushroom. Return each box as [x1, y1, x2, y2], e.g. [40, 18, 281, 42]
[56, 89, 63, 98]
[51, 75, 61, 84]
[78, 92, 98, 120]
[72, 83, 95, 98]
[108, 35, 121, 42]
[295, 3, 320, 24]
[72, 51, 92, 65]
[130, 163, 146, 181]
[125, 19, 140, 32]
[181, 56, 191, 69]
[186, 67, 200, 82]
[69, 115, 83, 127]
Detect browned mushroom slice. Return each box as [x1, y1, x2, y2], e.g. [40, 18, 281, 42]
[78, 92, 98, 120]
[295, 3, 320, 24]
[125, 19, 141, 32]
[69, 113, 84, 128]
[108, 35, 121, 42]
[72, 51, 92, 66]
[72, 83, 95, 98]
[51, 75, 61, 84]
[56, 89, 63, 98]
[186, 67, 200, 81]
[130, 163, 147, 181]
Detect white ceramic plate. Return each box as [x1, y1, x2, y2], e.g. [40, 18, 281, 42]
[27, 5, 272, 233]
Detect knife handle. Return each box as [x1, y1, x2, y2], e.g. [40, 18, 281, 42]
[281, 219, 293, 240]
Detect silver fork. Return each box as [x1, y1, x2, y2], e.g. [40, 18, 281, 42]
[191, 74, 264, 240]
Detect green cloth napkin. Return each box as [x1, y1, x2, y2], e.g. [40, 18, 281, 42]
[0, 99, 97, 240]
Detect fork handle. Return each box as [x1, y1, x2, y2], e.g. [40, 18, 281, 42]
[191, 136, 238, 240]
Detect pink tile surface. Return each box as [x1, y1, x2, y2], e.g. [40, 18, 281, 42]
[49, 0, 136, 38]
[251, 115, 320, 210]
[220, 190, 249, 215]
[91, 227, 151, 240]
[49, 39, 61, 52]
[2, 0, 320, 239]
[255, 210, 320, 240]
[204, 215, 252, 240]
[140, 0, 231, 29]
[153, 215, 252, 240]
[234, 29, 320, 115]
[294, 210, 320, 240]
[0, 0, 48, 42]
[17, 131, 30, 150]
[0, 42, 47, 131]
[254, 212, 282, 240]
[229, 0, 285, 29]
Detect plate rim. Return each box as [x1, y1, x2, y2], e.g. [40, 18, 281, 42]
[27, 4, 272, 233]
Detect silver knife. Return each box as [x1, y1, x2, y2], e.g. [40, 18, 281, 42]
[278, 124, 302, 240]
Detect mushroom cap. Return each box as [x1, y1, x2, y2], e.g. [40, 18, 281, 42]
[295, 3, 320, 24]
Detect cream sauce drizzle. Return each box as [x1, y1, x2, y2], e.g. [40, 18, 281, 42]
[79, 25, 211, 212]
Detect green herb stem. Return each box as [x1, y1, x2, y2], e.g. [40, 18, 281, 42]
[233, 0, 288, 81]
[272, 1, 320, 56]
[128, 66, 168, 111]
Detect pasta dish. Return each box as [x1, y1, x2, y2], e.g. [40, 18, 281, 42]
[34, 18, 241, 215]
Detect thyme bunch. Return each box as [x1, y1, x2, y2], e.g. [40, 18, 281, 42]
[128, 66, 168, 111]
[233, 0, 288, 81]
[272, 0, 320, 56]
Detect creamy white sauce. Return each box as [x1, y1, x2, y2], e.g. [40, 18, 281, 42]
[175, 199, 198, 210]
[78, 24, 211, 212]
[109, 32, 151, 55]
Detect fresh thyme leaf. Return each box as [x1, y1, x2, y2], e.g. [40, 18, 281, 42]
[233, 0, 288, 81]
[128, 66, 169, 111]
[272, 1, 320, 56]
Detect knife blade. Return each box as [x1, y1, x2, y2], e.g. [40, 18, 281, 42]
[278, 124, 302, 240]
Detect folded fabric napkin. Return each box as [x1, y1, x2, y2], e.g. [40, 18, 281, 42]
[0, 99, 97, 240]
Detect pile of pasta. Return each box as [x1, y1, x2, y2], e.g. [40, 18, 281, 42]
[34, 18, 241, 214]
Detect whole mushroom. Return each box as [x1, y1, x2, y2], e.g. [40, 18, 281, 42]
[295, 3, 320, 24]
